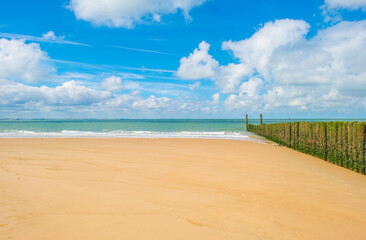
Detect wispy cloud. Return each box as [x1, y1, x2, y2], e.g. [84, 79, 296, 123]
[57, 72, 95, 81]
[139, 74, 181, 80]
[52, 59, 176, 73]
[122, 65, 176, 73]
[0, 32, 90, 46]
[108, 45, 178, 56]
[147, 38, 166, 41]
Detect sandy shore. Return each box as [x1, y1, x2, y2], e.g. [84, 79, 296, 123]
[1, 138, 366, 240]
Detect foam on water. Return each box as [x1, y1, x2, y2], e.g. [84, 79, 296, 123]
[0, 129, 259, 141]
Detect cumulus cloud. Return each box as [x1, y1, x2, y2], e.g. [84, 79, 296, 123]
[239, 77, 264, 97]
[0, 38, 54, 83]
[96, 90, 201, 113]
[42, 31, 65, 41]
[131, 95, 170, 110]
[176, 41, 219, 80]
[101, 75, 123, 92]
[176, 41, 248, 92]
[177, 19, 309, 92]
[269, 20, 366, 95]
[68, 0, 208, 28]
[0, 80, 111, 106]
[225, 27, 366, 110]
[215, 63, 251, 93]
[222, 19, 309, 79]
[324, 0, 366, 10]
[0, 80, 203, 116]
[177, 19, 366, 114]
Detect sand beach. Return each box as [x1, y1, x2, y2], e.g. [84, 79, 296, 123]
[1, 138, 366, 240]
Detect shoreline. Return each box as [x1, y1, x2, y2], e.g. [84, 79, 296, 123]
[1, 138, 365, 239]
[0, 133, 261, 142]
[0, 136, 273, 146]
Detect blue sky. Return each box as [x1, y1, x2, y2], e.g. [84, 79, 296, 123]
[0, 0, 366, 118]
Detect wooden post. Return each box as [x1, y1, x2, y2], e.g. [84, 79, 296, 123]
[260, 114, 263, 125]
[246, 114, 248, 130]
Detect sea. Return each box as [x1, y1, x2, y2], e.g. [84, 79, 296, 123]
[0, 119, 365, 140]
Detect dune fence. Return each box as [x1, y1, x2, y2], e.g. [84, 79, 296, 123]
[247, 119, 366, 175]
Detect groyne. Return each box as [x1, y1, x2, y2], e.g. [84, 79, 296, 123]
[247, 119, 366, 175]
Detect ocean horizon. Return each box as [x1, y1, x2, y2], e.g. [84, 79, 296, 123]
[1, 118, 365, 139]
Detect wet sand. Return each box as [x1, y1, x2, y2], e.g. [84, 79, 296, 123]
[0, 138, 366, 240]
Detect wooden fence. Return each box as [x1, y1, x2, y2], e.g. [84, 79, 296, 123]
[247, 121, 366, 175]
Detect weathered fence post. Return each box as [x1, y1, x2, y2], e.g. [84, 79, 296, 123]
[246, 114, 248, 130]
[260, 114, 263, 125]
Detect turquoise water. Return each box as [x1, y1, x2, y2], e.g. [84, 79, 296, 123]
[0, 119, 246, 132]
[0, 119, 365, 139]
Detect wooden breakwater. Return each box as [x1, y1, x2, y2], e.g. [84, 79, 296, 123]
[247, 119, 366, 175]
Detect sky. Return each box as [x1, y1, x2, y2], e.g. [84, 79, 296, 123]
[0, 0, 366, 119]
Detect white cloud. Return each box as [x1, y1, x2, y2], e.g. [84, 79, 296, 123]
[239, 77, 264, 97]
[324, 0, 366, 10]
[123, 80, 140, 90]
[215, 63, 251, 93]
[222, 19, 309, 79]
[153, 13, 162, 22]
[177, 19, 309, 93]
[322, 0, 366, 22]
[42, 31, 65, 41]
[212, 93, 220, 103]
[323, 89, 340, 101]
[0, 32, 88, 46]
[58, 72, 95, 81]
[177, 19, 366, 114]
[131, 95, 171, 110]
[269, 20, 366, 95]
[101, 75, 123, 92]
[176, 41, 219, 80]
[109, 45, 176, 55]
[0, 38, 54, 83]
[0, 79, 204, 116]
[68, 0, 207, 28]
[102, 90, 201, 113]
[0, 80, 111, 106]
[321, 6, 343, 23]
[188, 81, 201, 91]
